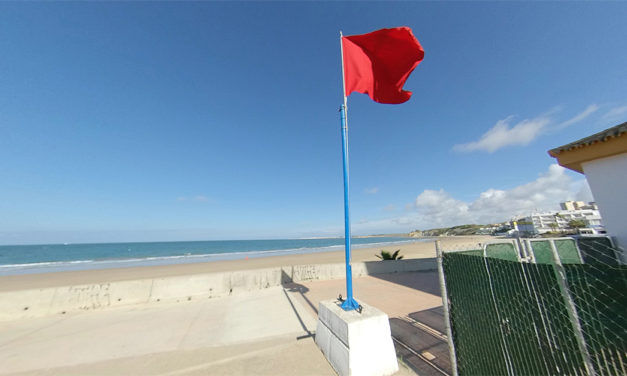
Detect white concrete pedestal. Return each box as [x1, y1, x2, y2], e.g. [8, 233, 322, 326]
[315, 299, 398, 376]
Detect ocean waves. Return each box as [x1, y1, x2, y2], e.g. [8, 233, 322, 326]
[0, 238, 418, 275]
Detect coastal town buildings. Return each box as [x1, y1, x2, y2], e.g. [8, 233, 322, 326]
[549, 121, 627, 257]
[513, 203, 604, 235]
[560, 200, 598, 211]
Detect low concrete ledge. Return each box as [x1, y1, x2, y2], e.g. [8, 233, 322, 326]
[289, 258, 436, 282]
[0, 258, 436, 321]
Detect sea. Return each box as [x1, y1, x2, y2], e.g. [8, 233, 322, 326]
[0, 237, 418, 276]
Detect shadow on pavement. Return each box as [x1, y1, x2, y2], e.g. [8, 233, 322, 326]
[281, 269, 319, 315]
[391, 306, 452, 376]
[281, 270, 316, 340]
[409, 306, 446, 334]
[366, 267, 442, 297]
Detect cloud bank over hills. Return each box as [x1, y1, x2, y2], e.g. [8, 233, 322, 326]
[353, 164, 592, 234]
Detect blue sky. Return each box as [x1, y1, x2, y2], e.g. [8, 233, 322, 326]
[1, 2, 626, 245]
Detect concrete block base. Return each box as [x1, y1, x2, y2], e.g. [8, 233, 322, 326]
[315, 299, 398, 376]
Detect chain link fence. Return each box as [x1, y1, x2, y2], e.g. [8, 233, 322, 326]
[437, 236, 626, 376]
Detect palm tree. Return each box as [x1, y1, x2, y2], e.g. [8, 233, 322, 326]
[375, 249, 404, 260]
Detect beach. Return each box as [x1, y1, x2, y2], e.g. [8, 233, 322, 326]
[0, 236, 489, 292]
[0, 236, 490, 375]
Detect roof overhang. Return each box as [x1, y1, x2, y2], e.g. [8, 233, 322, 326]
[548, 122, 627, 173]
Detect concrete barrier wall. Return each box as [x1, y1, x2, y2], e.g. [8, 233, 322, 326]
[0, 258, 436, 322]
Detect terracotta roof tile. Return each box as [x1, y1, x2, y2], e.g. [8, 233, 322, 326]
[549, 121, 627, 156]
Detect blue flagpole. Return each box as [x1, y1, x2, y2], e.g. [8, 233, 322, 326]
[339, 31, 359, 311]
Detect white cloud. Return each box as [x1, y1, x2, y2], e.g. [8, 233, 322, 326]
[557, 104, 599, 128]
[467, 164, 574, 219]
[602, 104, 627, 123]
[365, 187, 379, 194]
[454, 115, 551, 153]
[414, 189, 471, 225]
[454, 105, 600, 153]
[352, 164, 588, 233]
[574, 180, 594, 203]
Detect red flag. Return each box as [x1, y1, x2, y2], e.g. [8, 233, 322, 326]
[342, 27, 424, 104]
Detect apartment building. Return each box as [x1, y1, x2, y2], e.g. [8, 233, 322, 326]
[560, 200, 598, 211]
[514, 204, 605, 235]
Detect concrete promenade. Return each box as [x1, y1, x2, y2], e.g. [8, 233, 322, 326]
[0, 271, 442, 375]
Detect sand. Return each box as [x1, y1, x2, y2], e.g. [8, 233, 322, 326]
[0, 237, 493, 375]
[0, 236, 490, 292]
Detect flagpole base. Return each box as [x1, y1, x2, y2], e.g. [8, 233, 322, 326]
[315, 299, 399, 376]
[341, 297, 360, 311]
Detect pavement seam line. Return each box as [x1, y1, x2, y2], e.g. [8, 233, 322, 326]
[154, 341, 297, 376]
[401, 315, 447, 341]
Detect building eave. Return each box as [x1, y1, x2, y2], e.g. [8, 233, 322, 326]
[548, 122, 627, 173]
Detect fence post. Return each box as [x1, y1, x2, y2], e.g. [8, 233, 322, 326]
[548, 240, 596, 375]
[436, 240, 459, 376]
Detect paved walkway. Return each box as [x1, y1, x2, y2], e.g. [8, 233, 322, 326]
[0, 271, 444, 375]
[286, 271, 450, 376]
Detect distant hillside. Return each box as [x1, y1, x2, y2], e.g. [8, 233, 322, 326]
[409, 224, 488, 237]
[355, 233, 410, 238]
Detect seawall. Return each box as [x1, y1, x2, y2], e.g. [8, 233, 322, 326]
[0, 258, 436, 322]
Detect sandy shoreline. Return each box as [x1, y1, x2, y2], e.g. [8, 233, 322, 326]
[0, 237, 490, 374]
[0, 236, 491, 292]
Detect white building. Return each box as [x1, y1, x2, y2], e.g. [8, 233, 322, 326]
[549, 121, 627, 259]
[514, 208, 604, 235]
[560, 200, 598, 211]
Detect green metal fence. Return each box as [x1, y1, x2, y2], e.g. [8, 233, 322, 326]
[438, 237, 626, 376]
